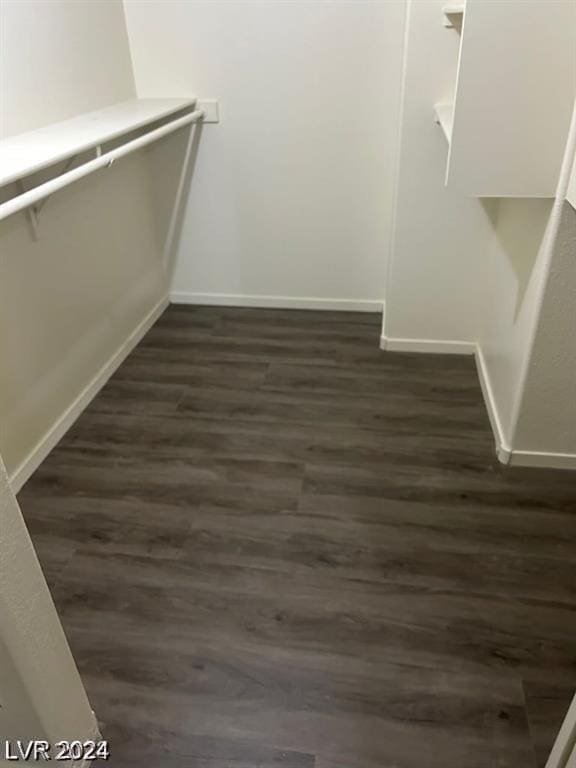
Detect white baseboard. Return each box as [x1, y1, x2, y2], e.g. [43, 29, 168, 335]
[473, 345, 512, 465]
[380, 335, 475, 355]
[380, 335, 576, 470]
[11, 297, 576, 490]
[379, 334, 509, 462]
[9, 296, 169, 494]
[474, 345, 576, 469]
[507, 450, 576, 470]
[170, 291, 383, 313]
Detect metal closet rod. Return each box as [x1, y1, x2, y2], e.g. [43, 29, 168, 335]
[0, 108, 205, 224]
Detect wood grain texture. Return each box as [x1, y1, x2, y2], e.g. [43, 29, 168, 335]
[18, 306, 576, 768]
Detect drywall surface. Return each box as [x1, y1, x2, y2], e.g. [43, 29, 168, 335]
[513, 201, 576, 454]
[0, 0, 135, 138]
[385, 0, 493, 344]
[0, 0, 170, 481]
[0, 455, 96, 749]
[124, 0, 405, 309]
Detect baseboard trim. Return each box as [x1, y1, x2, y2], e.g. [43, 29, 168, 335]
[379, 334, 510, 462]
[170, 291, 383, 313]
[473, 345, 512, 465]
[380, 335, 576, 470]
[11, 301, 576, 488]
[9, 296, 169, 494]
[507, 450, 576, 470]
[380, 335, 476, 355]
[474, 348, 576, 469]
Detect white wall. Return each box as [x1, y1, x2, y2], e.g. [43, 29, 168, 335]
[0, 0, 135, 138]
[124, 0, 406, 310]
[0, 455, 97, 756]
[513, 202, 576, 458]
[0, 0, 170, 484]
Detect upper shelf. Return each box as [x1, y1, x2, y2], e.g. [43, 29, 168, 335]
[443, 3, 464, 27]
[441, 0, 574, 197]
[0, 98, 196, 187]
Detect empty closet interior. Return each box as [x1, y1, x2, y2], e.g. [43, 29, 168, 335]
[0, 1, 575, 767]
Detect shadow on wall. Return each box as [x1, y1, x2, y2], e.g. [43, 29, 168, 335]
[146, 122, 204, 281]
[0, 121, 203, 482]
[481, 197, 552, 320]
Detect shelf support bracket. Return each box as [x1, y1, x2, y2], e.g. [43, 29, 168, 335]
[16, 181, 39, 241]
[17, 154, 81, 239]
[34, 155, 80, 216]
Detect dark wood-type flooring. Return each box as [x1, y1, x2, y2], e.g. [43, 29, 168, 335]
[18, 306, 576, 768]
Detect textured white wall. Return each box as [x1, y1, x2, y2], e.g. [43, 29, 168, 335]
[124, 0, 406, 309]
[0, 0, 169, 480]
[513, 202, 576, 455]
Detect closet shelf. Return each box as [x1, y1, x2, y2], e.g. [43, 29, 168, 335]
[443, 3, 464, 27]
[434, 103, 454, 144]
[0, 98, 197, 187]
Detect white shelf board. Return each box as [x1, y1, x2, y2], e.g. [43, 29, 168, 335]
[0, 97, 196, 187]
[434, 103, 454, 144]
[443, 3, 464, 27]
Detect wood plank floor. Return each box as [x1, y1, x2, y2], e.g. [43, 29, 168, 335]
[18, 306, 576, 768]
